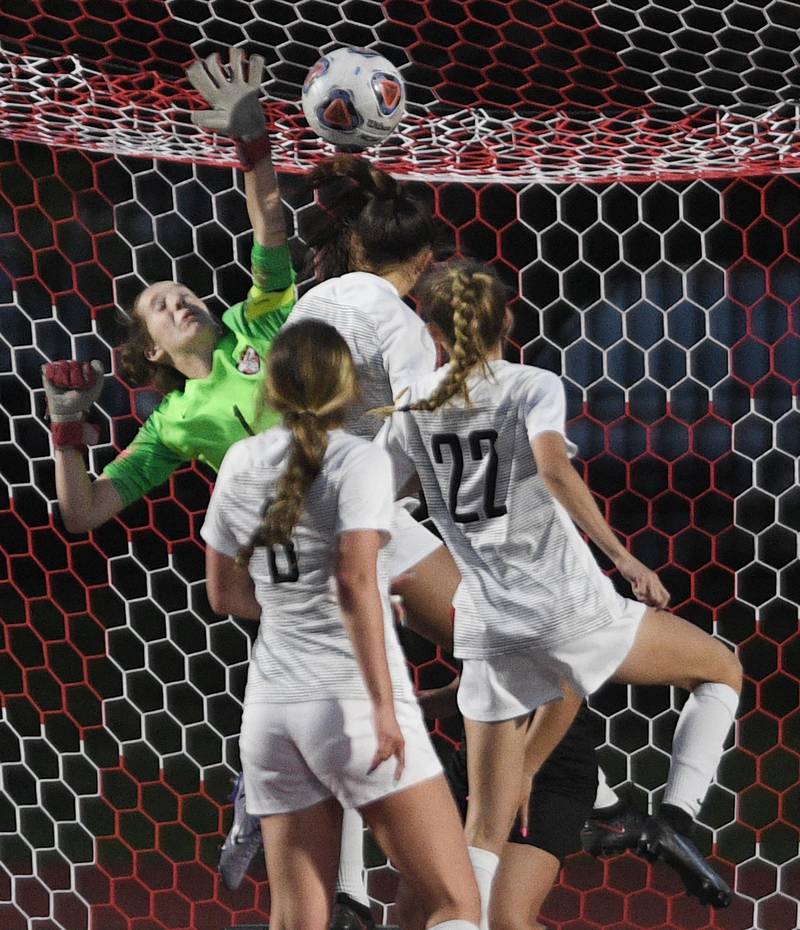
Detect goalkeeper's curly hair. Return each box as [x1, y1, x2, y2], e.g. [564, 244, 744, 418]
[235, 319, 360, 565]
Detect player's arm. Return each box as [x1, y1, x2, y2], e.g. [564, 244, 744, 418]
[335, 445, 404, 776]
[244, 146, 286, 249]
[336, 530, 395, 709]
[533, 432, 669, 609]
[201, 451, 262, 619]
[379, 306, 438, 398]
[336, 529, 404, 778]
[187, 48, 295, 329]
[41, 360, 125, 532]
[56, 455, 125, 533]
[206, 547, 261, 619]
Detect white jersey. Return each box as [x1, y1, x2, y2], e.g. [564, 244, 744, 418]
[289, 272, 437, 439]
[379, 359, 625, 659]
[201, 428, 416, 704]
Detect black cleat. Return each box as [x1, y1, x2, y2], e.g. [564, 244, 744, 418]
[330, 893, 376, 930]
[581, 801, 649, 857]
[640, 816, 732, 908]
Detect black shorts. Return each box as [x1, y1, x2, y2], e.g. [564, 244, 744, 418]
[442, 704, 598, 863]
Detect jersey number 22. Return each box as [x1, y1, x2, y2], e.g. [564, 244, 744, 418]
[432, 429, 507, 523]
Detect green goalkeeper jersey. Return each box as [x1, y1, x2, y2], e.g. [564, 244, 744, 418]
[103, 242, 296, 508]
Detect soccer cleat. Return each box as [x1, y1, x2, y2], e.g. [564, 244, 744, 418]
[218, 773, 263, 892]
[639, 816, 732, 908]
[580, 801, 649, 857]
[330, 893, 376, 930]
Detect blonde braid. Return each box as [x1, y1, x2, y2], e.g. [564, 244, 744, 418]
[370, 262, 507, 420]
[411, 271, 485, 412]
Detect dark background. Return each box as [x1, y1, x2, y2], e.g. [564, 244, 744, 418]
[1, 3, 799, 929]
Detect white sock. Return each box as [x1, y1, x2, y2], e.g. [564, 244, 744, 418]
[594, 765, 620, 810]
[335, 808, 369, 907]
[467, 846, 499, 930]
[429, 922, 481, 930]
[663, 682, 739, 818]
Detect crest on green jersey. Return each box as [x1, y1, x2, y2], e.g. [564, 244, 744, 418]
[237, 346, 261, 375]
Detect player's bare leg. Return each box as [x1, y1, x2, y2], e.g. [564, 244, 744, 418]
[261, 797, 343, 930]
[489, 845, 560, 930]
[396, 843, 559, 930]
[391, 545, 459, 651]
[462, 716, 528, 854]
[359, 777, 481, 928]
[394, 876, 426, 930]
[614, 607, 741, 692]
[460, 715, 528, 928]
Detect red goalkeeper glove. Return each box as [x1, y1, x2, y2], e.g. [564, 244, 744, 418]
[42, 360, 104, 452]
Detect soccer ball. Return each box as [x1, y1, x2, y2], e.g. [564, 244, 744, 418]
[302, 47, 405, 149]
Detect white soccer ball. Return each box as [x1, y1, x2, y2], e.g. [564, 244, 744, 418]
[301, 47, 405, 149]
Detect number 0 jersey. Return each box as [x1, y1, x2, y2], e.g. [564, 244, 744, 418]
[379, 359, 630, 659]
[201, 428, 416, 704]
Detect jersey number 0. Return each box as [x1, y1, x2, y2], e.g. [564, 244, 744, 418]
[260, 500, 300, 583]
[431, 429, 507, 523]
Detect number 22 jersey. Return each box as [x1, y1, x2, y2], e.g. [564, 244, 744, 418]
[379, 359, 633, 659]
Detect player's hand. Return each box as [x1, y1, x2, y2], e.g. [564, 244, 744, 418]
[42, 360, 104, 422]
[187, 47, 266, 140]
[369, 704, 405, 782]
[615, 552, 670, 609]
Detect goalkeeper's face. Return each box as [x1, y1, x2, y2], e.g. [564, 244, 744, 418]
[136, 281, 220, 363]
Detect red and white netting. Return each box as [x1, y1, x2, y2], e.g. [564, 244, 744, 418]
[1, 0, 800, 184]
[1, 4, 800, 930]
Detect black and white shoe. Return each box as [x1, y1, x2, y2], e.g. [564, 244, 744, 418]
[218, 773, 263, 892]
[640, 816, 732, 908]
[580, 800, 649, 857]
[330, 893, 376, 930]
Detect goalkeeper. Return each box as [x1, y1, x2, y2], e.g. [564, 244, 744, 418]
[45, 49, 290, 522]
[42, 48, 373, 925]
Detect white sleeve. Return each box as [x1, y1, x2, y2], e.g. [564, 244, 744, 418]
[336, 443, 395, 541]
[374, 414, 417, 494]
[200, 451, 241, 559]
[377, 301, 437, 397]
[524, 371, 578, 456]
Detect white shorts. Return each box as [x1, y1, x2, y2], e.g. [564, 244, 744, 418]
[458, 598, 647, 722]
[384, 503, 442, 577]
[239, 697, 443, 816]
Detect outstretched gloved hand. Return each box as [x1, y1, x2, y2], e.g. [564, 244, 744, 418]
[187, 47, 270, 170]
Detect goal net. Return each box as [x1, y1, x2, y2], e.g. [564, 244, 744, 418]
[2, 2, 800, 184]
[0, 3, 798, 930]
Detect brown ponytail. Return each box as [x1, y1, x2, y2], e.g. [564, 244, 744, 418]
[236, 320, 359, 564]
[303, 154, 437, 281]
